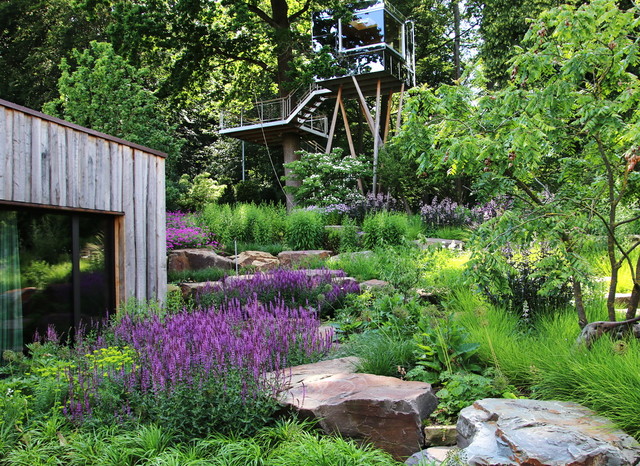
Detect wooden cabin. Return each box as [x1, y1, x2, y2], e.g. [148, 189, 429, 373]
[0, 99, 166, 352]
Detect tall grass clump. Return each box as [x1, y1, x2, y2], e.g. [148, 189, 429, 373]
[454, 289, 640, 438]
[286, 209, 325, 250]
[201, 203, 287, 247]
[362, 212, 409, 248]
[2, 418, 402, 464]
[343, 329, 416, 377]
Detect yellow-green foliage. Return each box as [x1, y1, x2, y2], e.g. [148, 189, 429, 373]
[84, 346, 135, 375]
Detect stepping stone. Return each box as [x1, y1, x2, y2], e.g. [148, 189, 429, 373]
[458, 398, 640, 465]
[277, 357, 438, 460]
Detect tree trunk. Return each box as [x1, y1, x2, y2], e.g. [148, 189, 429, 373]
[271, 0, 292, 96]
[625, 251, 640, 319]
[573, 279, 588, 329]
[452, 1, 461, 81]
[282, 132, 300, 211]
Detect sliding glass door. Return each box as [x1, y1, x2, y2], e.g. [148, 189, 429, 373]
[0, 206, 115, 354]
[0, 211, 23, 352]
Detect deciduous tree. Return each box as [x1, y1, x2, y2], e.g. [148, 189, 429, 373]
[391, 0, 640, 325]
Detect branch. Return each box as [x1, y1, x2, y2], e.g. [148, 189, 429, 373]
[505, 169, 544, 206]
[289, 0, 313, 22]
[246, 3, 278, 28]
[211, 44, 270, 70]
[585, 204, 633, 270]
[616, 213, 640, 228]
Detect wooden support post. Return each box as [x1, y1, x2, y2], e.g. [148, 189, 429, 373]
[383, 90, 394, 143]
[339, 98, 357, 159]
[351, 76, 382, 146]
[372, 79, 382, 197]
[325, 85, 342, 153]
[395, 83, 405, 134]
[338, 96, 363, 193]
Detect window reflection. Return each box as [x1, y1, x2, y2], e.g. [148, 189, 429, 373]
[0, 207, 114, 353]
[342, 9, 385, 50]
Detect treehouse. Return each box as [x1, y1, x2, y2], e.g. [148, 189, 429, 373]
[218, 0, 415, 205]
[219, 0, 415, 147]
[312, 0, 415, 98]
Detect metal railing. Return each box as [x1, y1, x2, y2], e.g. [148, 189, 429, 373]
[301, 115, 328, 134]
[220, 83, 327, 131]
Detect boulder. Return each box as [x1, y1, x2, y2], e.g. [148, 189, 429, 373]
[230, 250, 279, 271]
[179, 281, 219, 298]
[167, 248, 235, 273]
[404, 449, 442, 465]
[278, 357, 438, 460]
[405, 447, 457, 465]
[458, 398, 640, 465]
[278, 250, 333, 267]
[360, 279, 391, 290]
[414, 239, 464, 250]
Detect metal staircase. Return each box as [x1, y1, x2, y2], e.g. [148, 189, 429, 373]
[219, 83, 332, 146]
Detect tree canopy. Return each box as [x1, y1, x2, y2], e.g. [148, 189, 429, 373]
[390, 0, 640, 323]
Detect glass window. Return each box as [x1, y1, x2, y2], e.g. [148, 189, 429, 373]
[341, 9, 385, 50]
[384, 11, 402, 55]
[0, 207, 115, 354]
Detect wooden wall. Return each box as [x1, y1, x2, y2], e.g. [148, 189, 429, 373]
[0, 99, 167, 303]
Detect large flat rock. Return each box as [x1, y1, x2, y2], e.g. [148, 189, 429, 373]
[278, 250, 333, 267]
[458, 398, 640, 465]
[278, 357, 438, 460]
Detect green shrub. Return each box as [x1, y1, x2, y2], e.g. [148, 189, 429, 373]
[333, 289, 428, 339]
[339, 218, 360, 252]
[285, 209, 325, 250]
[201, 203, 287, 247]
[430, 370, 518, 425]
[283, 148, 370, 207]
[176, 172, 226, 212]
[406, 315, 483, 384]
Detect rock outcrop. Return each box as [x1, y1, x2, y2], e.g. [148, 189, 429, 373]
[458, 398, 640, 465]
[230, 250, 280, 271]
[167, 248, 235, 273]
[277, 357, 438, 460]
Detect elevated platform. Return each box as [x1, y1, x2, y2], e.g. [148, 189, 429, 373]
[219, 85, 331, 146]
[219, 116, 329, 146]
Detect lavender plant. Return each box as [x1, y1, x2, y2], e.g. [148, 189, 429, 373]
[64, 298, 335, 438]
[196, 268, 360, 318]
[420, 197, 509, 229]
